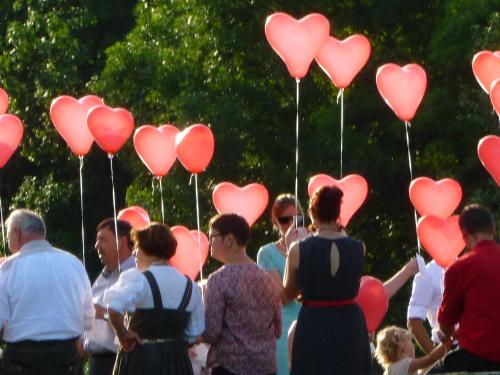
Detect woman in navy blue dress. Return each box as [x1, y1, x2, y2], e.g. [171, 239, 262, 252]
[283, 185, 372, 374]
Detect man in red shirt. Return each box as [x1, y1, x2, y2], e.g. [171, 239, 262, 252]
[437, 204, 500, 372]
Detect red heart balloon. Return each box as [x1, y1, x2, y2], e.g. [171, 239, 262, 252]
[134, 125, 179, 177]
[50, 95, 104, 156]
[308, 174, 368, 227]
[417, 215, 465, 268]
[87, 106, 134, 155]
[376, 63, 427, 122]
[472, 50, 500, 94]
[212, 182, 269, 227]
[0, 88, 9, 115]
[265, 12, 330, 79]
[355, 276, 388, 334]
[0, 114, 24, 168]
[117, 206, 150, 230]
[315, 34, 371, 89]
[490, 79, 500, 117]
[175, 124, 214, 174]
[409, 177, 462, 218]
[478, 135, 500, 186]
[170, 226, 209, 280]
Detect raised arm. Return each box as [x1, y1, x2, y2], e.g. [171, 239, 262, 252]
[283, 241, 300, 301]
[383, 257, 418, 299]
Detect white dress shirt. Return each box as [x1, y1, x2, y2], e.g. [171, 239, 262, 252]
[105, 264, 205, 342]
[407, 260, 444, 344]
[84, 255, 135, 353]
[0, 240, 94, 342]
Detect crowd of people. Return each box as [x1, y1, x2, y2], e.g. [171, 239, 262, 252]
[0, 185, 499, 375]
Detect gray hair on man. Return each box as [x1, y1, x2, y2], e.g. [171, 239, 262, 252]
[6, 209, 46, 237]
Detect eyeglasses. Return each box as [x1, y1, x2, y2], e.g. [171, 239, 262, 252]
[277, 215, 304, 226]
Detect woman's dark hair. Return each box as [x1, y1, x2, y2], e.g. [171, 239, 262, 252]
[131, 222, 177, 260]
[459, 204, 495, 235]
[209, 213, 250, 247]
[308, 185, 344, 223]
[97, 218, 133, 249]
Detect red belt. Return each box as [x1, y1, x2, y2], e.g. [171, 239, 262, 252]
[303, 299, 356, 307]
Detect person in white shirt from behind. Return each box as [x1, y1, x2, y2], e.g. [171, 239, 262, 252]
[407, 258, 445, 354]
[82, 218, 136, 375]
[0, 208, 94, 375]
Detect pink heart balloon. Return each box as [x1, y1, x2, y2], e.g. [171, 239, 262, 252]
[478, 135, 500, 186]
[472, 50, 500, 94]
[87, 106, 134, 155]
[490, 78, 500, 117]
[265, 12, 330, 79]
[212, 182, 269, 227]
[315, 34, 371, 89]
[355, 276, 388, 334]
[0, 88, 9, 115]
[50, 95, 104, 156]
[0, 114, 24, 168]
[175, 124, 214, 174]
[417, 215, 465, 268]
[409, 177, 462, 219]
[170, 226, 209, 280]
[117, 206, 150, 230]
[134, 125, 179, 177]
[376, 63, 427, 122]
[308, 174, 368, 227]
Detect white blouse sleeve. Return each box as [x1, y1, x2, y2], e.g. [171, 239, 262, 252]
[104, 268, 147, 314]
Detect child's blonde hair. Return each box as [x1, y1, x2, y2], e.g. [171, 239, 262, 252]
[375, 326, 411, 368]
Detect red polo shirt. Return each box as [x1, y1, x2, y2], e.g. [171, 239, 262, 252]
[438, 239, 500, 362]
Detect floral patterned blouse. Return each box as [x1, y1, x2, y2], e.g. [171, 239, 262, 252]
[204, 263, 282, 374]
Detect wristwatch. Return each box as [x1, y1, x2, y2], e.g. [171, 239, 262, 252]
[103, 312, 109, 321]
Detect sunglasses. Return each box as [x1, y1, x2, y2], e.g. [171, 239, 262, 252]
[277, 215, 304, 226]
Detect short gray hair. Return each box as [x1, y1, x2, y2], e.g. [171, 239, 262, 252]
[6, 209, 46, 237]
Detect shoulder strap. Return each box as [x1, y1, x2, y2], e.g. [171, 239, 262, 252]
[142, 270, 163, 310]
[177, 276, 193, 311]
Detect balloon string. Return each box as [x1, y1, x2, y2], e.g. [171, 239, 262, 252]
[404, 121, 421, 254]
[159, 177, 165, 223]
[340, 89, 345, 178]
[294, 78, 300, 226]
[79, 156, 86, 268]
[109, 154, 121, 273]
[194, 174, 204, 298]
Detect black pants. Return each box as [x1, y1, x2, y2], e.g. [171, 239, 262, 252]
[2, 338, 82, 375]
[430, 347, 500, 373]
[90, 351, 116, 375]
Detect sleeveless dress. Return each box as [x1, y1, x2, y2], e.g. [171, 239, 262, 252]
[291, 236, 372, 375]
[113, 270, 194, 375]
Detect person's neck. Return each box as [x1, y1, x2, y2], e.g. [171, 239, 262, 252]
[225, 249, 252, 265]
[315, 223, 344, 239]
[468, 233, 494, 249]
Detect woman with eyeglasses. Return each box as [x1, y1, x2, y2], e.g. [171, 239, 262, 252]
[104, 223, 205, 375]
[257, 194, 305, 375]
[284, 185, 372, 374]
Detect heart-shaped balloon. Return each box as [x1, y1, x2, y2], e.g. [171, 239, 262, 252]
[117, 206, 150, 230]
[50, 95, 104, 156]
[0, 114, 24, 168]
[175, 124, 214, 174]
[0, 88, 9, 114]
[315, 34, 371, 89]
[417, 215, 465, 267]
[478, 135, 500, 186]
[472, 50, 500, 94]
[409, 177, 462, 218]
[308, 174, 368, 227]
[355, 276, 388, 334]
[490, 78, 500, 117]
[212, 182, 269, 227]
[134, 125, 179, 177]
[87, 106, 134, 155]
[265, 12, 330, 79]
[376, 63, 427, 122]
[170, 226, 209, 280]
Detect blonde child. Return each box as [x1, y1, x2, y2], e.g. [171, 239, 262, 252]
[376, 326, 451, 375]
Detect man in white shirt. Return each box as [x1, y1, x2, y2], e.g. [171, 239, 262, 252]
[83, 218, 135, 375]
[0, 209, 94, 375]
[407, 259, 444, 354]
